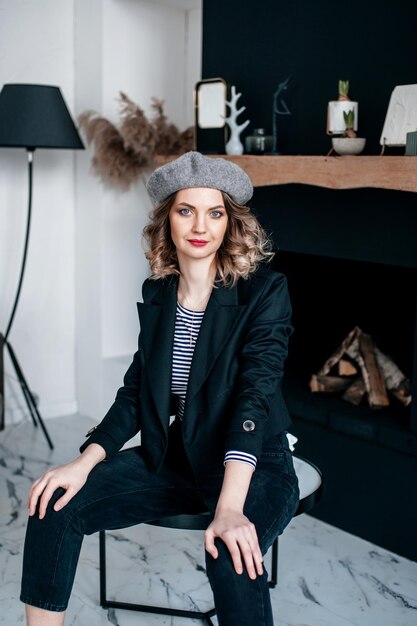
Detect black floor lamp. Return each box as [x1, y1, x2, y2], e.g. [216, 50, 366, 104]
[0, 84, 84, 447]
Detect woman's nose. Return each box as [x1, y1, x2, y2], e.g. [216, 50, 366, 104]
[192, 216, 207, 233]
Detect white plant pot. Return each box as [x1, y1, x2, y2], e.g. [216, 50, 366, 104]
[332, 137, 366, 155]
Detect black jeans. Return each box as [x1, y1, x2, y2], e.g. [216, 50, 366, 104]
[20, 422, 299, 625]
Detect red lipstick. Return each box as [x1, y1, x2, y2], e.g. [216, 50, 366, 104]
[188, 239, 208, 247]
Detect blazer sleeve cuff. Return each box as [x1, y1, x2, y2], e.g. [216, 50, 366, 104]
[79, 428, 119, 461]
[224, 430, 263, 461]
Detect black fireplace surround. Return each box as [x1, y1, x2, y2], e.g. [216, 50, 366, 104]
[257, 183, 417, 562]
[202, 0, 417, 561]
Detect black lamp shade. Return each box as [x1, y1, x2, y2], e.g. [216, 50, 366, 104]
[0, 83, 84, 150]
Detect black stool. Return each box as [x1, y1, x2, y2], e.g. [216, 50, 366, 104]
[98, 455, 322, 625]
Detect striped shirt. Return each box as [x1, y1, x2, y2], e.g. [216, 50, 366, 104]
[171, 301, 257, 470]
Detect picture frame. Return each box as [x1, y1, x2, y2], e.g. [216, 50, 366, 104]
[380, 84, 417, 147]
[194, 77, 228, 154]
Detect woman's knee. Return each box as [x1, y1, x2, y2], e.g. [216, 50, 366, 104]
[205, 538, 244, 582]
[205, 537, 271, 617]
[27, 486, 87, 541]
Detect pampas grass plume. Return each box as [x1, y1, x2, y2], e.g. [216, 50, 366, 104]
[78, 92, 195, 190]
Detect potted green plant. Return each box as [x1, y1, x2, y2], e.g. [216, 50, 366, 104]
[343, 109, 356, 138]
[327, 80, 366, 155]
[332, 108, 366, 155]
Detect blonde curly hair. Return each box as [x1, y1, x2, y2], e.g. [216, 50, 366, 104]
[142, 191, 274, 286]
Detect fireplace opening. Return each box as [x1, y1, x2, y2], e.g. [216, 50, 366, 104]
[272, 251, 416, 453]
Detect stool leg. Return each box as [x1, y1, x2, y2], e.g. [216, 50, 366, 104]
[99, 530, 107, 606]
[98, 528, 216, 623]
[268, 537, 279, 588]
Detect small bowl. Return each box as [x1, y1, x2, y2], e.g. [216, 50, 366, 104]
[332, 137, 366, 155]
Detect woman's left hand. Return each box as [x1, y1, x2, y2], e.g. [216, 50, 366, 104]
[205, 509, 263, 579]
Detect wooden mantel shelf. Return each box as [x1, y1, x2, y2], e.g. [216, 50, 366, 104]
[223, 155, 417, 193]
[156, 155, 417, 193]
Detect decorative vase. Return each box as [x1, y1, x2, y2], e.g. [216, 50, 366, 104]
[226, 134, 245, 155]
[225, 85, 250, 155]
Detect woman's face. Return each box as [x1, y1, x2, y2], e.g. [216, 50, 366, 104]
[169, 187, 228, 263]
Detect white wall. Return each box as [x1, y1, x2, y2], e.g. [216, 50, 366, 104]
[0, 0, 201, 427]
[74, 0, 201, 419]
[0, 0, 77, 422]
[100, 0, 194, 359]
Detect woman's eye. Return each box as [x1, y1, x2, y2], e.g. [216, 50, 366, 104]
[210, 210, 223, 218]
[178, 208, 191, 216]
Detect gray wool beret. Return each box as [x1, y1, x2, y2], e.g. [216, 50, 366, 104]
[146, 151, 253, 206]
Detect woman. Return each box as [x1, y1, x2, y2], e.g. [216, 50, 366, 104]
[20, 151, 299, 626]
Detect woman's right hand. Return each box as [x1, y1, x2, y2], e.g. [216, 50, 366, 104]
[27, 458, 91, 520]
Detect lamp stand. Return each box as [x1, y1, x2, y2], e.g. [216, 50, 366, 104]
[0, 150, 53, 449]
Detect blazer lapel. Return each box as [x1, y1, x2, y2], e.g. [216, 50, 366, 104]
[137, 275, 247, 430]
[137, 276, 177, 436]
[185, 281, 247, 408]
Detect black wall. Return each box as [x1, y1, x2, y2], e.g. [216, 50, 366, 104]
[202, 0, 417, 156]
[202, 0, 417, 560]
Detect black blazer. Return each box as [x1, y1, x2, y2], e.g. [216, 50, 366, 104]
[80, 265, 294, 474]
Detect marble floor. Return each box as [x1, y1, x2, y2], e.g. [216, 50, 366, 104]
[1, 414, 416, 626]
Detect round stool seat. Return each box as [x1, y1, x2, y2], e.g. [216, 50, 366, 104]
[147, 455, 322, 531]
[293, 455, 322, 515]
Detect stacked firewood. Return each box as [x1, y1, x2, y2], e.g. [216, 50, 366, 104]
[310, 326, 411, 409]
